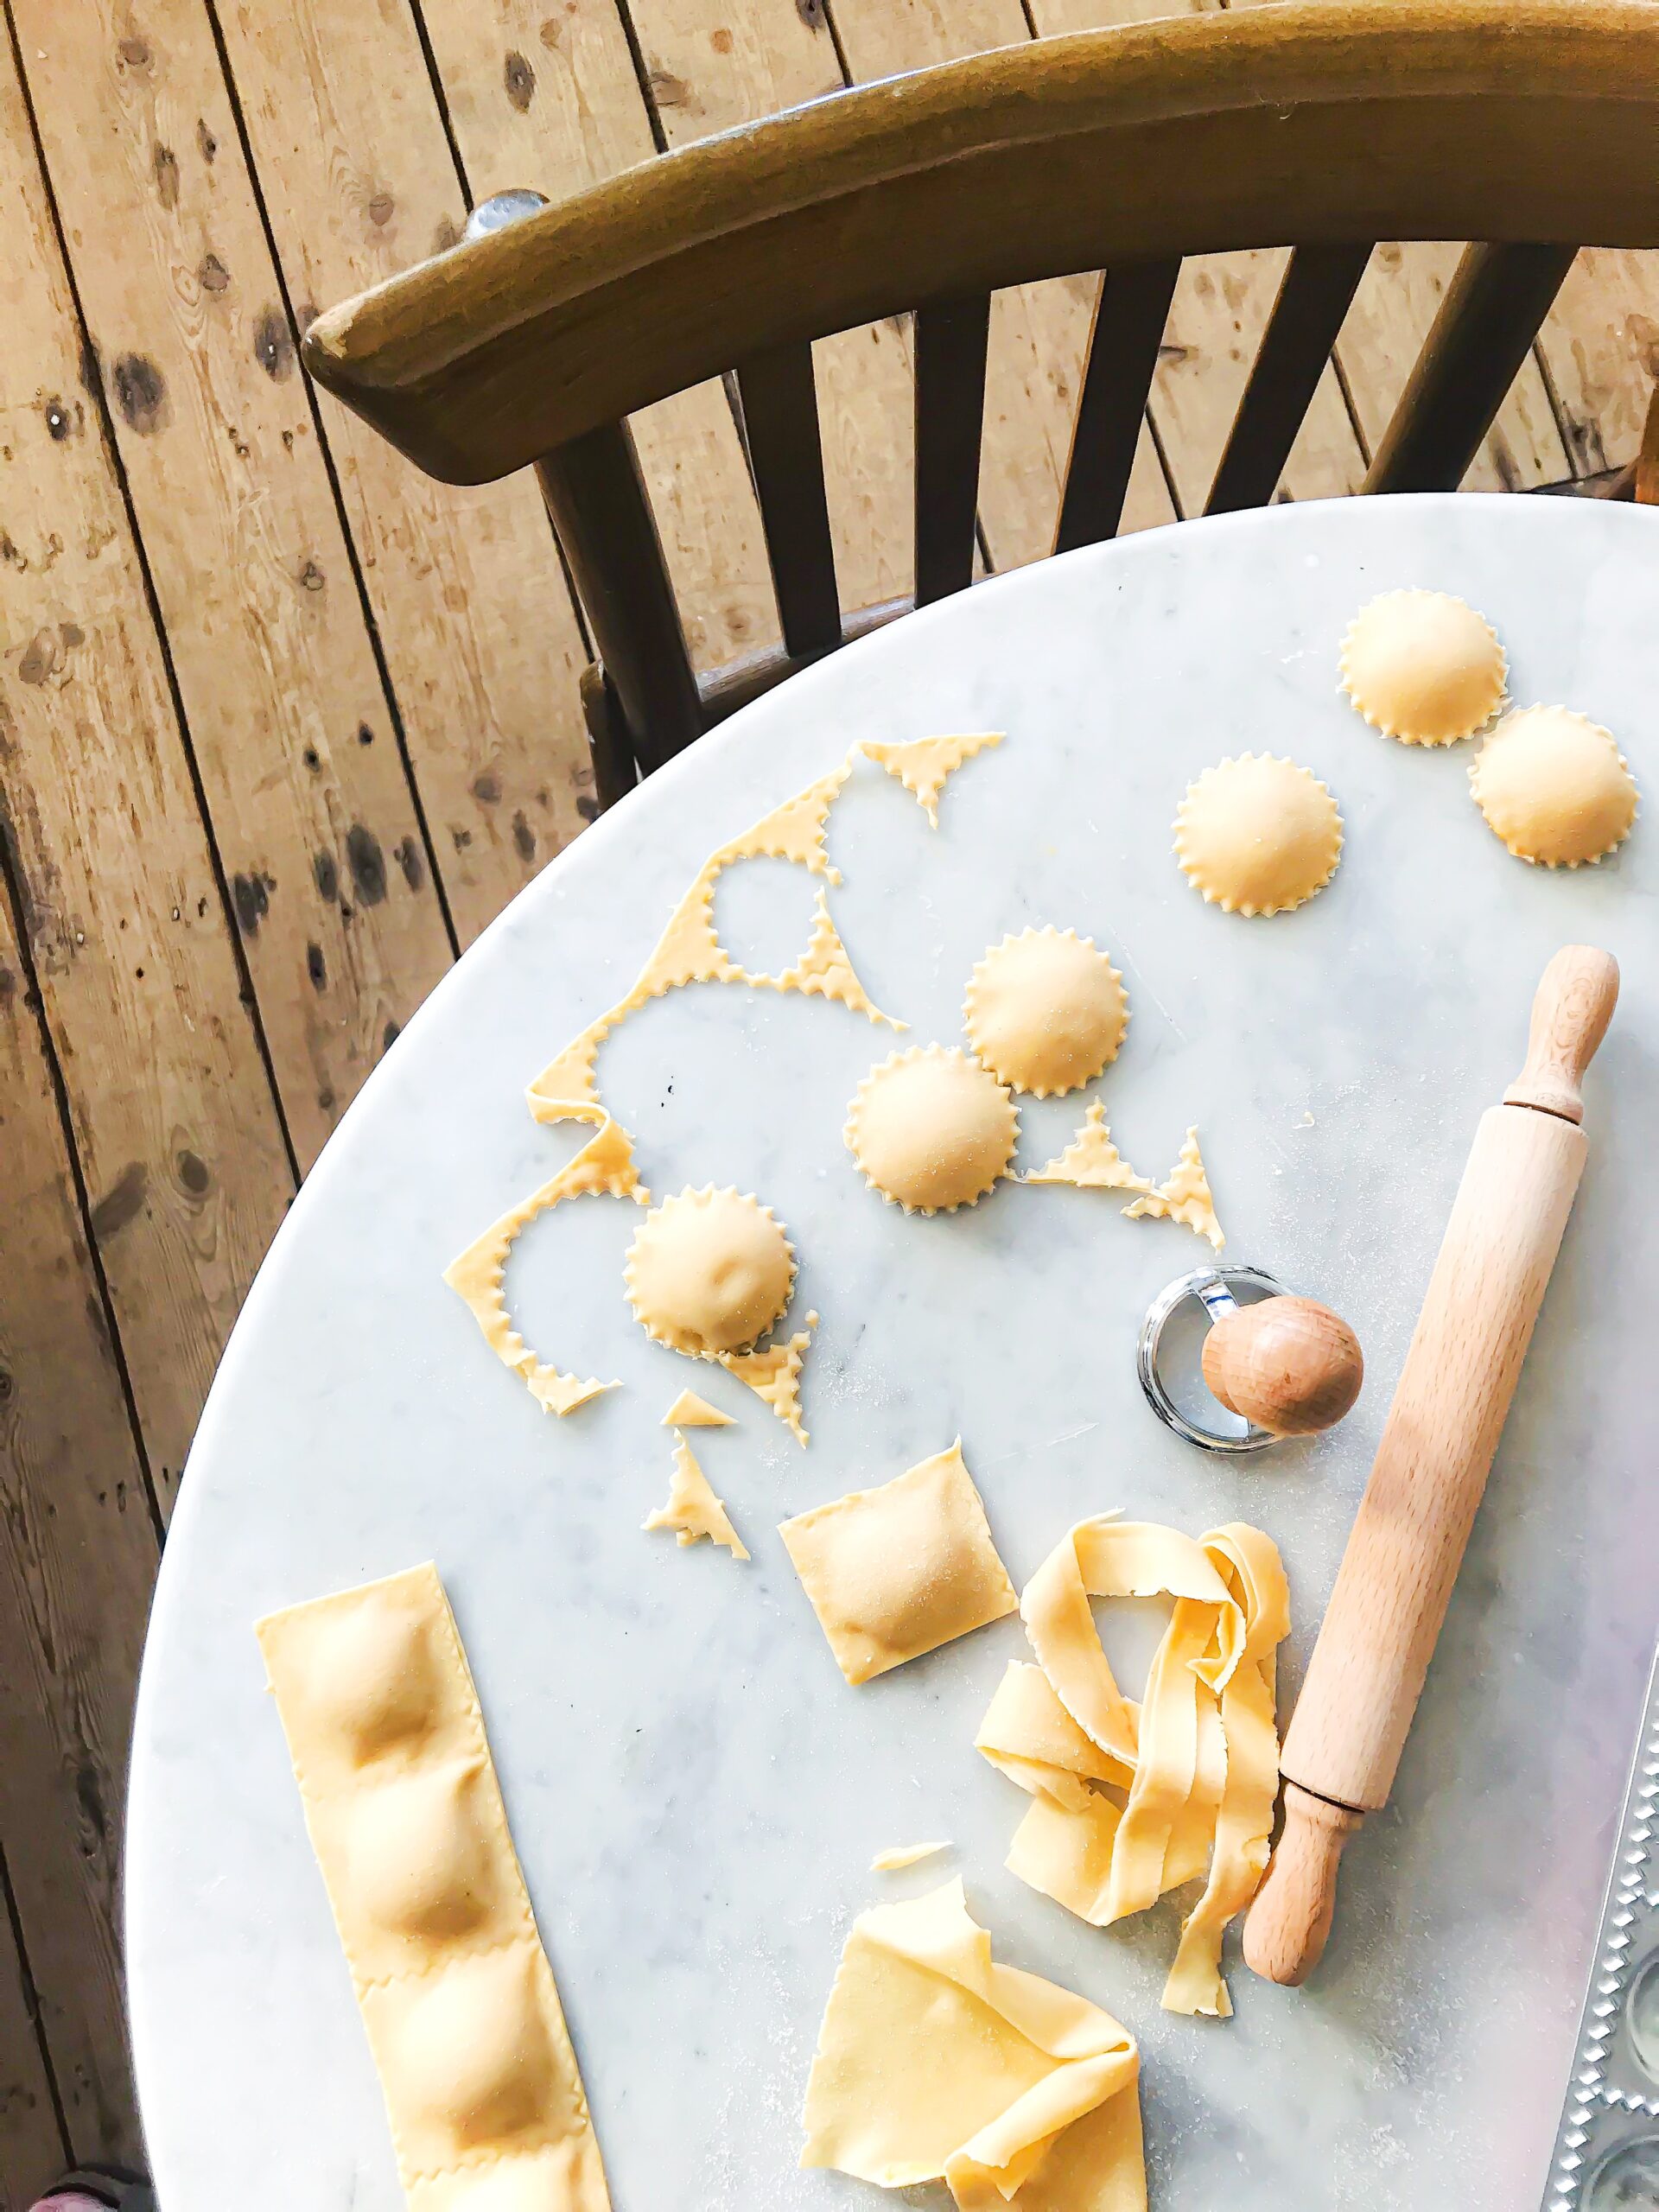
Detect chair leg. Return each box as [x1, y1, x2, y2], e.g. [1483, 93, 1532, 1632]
[580, 663, 639, 812]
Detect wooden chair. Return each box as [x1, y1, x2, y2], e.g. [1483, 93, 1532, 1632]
[302, 0, 1659, 805]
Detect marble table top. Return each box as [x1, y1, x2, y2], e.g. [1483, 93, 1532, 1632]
[127, 493, 1659, 2210]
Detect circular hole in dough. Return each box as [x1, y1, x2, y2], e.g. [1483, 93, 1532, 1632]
[625, 1186, 795, 1357]
[1173, 753, 1343, 918]
[1468, 705, 1637, 868]
[1339, 588, 1506, 745]
[346, 1765, 493, 1940]
[845, 1046, 1018, 1215]
[963, 926, 1128, 1098]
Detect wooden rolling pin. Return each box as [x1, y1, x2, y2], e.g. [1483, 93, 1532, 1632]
[1243, 944, 1618, 1986]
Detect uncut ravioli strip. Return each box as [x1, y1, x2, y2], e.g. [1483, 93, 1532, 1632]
[444, 1110, 646, 1416]
[256, 1563, 611, 2210]
[801, 1877, 1144, 2211]
[779, 1440, 1016, 1685]
[977, 1516, 1288, 2018]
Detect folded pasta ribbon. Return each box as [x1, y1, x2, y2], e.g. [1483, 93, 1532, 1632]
[976, 1515, 1288, 2018]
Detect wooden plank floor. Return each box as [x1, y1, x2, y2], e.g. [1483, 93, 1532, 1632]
[0, 0, 1653, 2193]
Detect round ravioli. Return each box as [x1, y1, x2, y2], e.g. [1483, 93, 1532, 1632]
[845, 1046, 1018, 1215]
[625, 1186, 795, 1357]
[1339, 588, 1506, 745]
[1468, 705, 1637, 868]
[1173, 753, 1343, 918]
[963, 926, 1128, 1097]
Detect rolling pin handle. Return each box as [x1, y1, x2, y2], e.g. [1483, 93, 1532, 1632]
[1242, 1783, 1365, 1986]
[1503, 944, 1619, 1125]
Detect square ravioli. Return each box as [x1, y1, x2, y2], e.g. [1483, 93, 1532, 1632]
[779, 1440, 1017, 1686]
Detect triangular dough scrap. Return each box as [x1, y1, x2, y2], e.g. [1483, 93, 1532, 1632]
[720, 1310, 817, 1448]
[1123, 1127, 1224, 1250]
[761, 890, 904, 1029]
[871, 1841, 951, 1872]
[525, 1014, 612, 1128]
[644, 1433, 749, 1560]
[716, 760, 852, 882]
[1023, 1099, 1153, 1194]
[443, 1110, 647, 1417]
[801, 1878, 1144, 2209]
[660, 1389, 734, 1428]
[859, 732, 1004, 827]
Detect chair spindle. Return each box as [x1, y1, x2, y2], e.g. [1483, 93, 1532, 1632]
[1365, 242, 1577, 493]
[1206, 244, 1373, 514]
[734, 343, 842, 661]
[913, 293, 992, 605]
[1054, 258, 1180, 551]
[536, 424, 702, 777]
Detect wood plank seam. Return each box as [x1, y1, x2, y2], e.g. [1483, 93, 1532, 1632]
[0, 1840, 72, 2177]
[0, 843, 168, 1547]
[196, 0, 464, 966]
[1, 0, 304, 1192]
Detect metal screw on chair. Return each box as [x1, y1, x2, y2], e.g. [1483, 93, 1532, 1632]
[462, 189, 549, 242]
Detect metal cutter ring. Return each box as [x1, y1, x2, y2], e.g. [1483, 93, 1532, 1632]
[1137, 1264, 1289, 1453]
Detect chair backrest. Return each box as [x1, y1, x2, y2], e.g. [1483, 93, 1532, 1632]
[302, 0, 1659, 791]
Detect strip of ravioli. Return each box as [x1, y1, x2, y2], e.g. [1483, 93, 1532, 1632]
[801, 1877, 1144, 2210]
[981, 1515, 1287, 2017]
[525, 759, 891, 1128]
[443, 1109, 646, 1416]
[256, 1563, 611, 2210]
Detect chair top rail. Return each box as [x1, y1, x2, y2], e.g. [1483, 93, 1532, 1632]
[302, 0, 1659, 485]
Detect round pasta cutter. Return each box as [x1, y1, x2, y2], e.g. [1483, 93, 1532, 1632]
[1137, 1265, 1363, 1453]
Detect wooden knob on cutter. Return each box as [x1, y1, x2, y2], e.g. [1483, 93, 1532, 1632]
[1201, 1296, 1363, 1437]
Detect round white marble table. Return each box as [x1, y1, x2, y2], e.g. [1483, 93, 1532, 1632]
[129, 494, 1659, 2210]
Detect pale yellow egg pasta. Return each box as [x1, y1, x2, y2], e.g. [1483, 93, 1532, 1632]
[1023, 1099, 1153, 1196]
[801, 1878, 1145, 2210]
[659, 1388, 734, 1428]
[1339, 588, 1506, 744]
[963, 926, 1128, 1097]
[779, 1440, 1017, 1686]
[720, 1313, 818, 1448]
[978, 1516, 1288, 2018]
[643, 1433, 749, 1560]
[1124, 1128, 1225, 1250]
[1173, 753, 1342, 918]
[858, 730, 1004, 827]
[845, 1045, 1019, 1214]
[256, 1564, 612, 2211]
[624, 1186, 795, 1358]
[870, 1841, 950, 1872]
[1468, 705, 1638, 868]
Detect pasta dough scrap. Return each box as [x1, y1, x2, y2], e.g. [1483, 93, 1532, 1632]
[644, 1433, 749, 1560]
[720, 1311, 817, 1447]
[1023, 1100, 1153, 1196]
[1468, 704, 1638, 868]
[779, 1439, 1017, 1686]
[660, 1389, 734, 1428]
[1173, 753, 1343, 918]
[845, 1046, 1019, 1215]
[624, 1186, 795, 1357]
[963, 927, 1128, 1097]
[1339, 588, 1506, 745]
[871, 1840, 951, 1871]
[979, 1516, 1289, 2018]
[858, 731, 1004, 826]
[444, 1110, 646, 1416]
[1124, 1128, 1224, 1250]
[256, 1564, 612, 2209]
[801, 1878, 1145, 2210]
[524, 754, 881, 1128]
